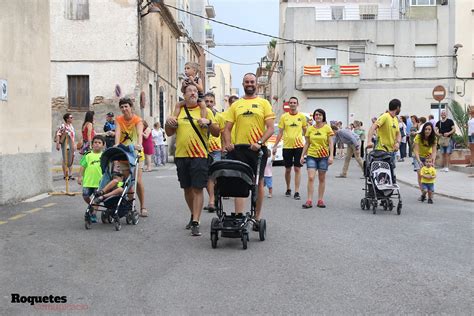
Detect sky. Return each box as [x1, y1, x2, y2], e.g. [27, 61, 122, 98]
[209, 0, 279, 94]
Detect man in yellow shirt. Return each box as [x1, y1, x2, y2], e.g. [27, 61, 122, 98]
[165, 85, 220, 236]
[367, 98, 402, 183]
[272, 96, 307, 200]
[223, 73, 275, 227]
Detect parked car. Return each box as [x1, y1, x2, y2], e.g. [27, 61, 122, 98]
[266, 124, 283, 165]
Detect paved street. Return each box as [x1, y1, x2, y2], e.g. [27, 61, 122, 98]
[1, 159, 472, 315]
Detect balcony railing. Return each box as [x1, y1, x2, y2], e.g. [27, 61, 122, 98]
[205, 28, 215, 48]
[297, 65, 360, 90]
[315, 7, 402, 21]
[206, 60, 215, 77]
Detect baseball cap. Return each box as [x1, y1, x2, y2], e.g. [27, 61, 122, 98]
[106, 112, 114, 117]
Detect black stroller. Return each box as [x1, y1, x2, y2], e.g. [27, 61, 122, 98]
[208, 147, 267, 249]
[360, 149, 402, 215]
[84, 145, 140, 231]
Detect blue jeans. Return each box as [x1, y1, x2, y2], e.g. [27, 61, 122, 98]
[421, 183, 434, 192]
[306, 156, 329, 171]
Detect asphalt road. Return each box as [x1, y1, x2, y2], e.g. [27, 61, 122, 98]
[0, 160, 472, 315]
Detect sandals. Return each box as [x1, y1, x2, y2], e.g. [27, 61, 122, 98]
[140, 208, 149, 217]
[302, 201, 313, 209]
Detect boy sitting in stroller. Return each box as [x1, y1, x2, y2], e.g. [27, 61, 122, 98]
[93, 161, 126, 203]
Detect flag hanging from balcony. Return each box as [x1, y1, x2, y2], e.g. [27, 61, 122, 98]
[321, 65, 340, 77]
[304, 65, 359, 76]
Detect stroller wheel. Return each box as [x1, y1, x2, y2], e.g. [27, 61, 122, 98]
[210, 232, 218, 249]
[365, 199, 370, 210]
[388, 200, 394, 211]
[101, 211, 108, 224]
[132, 211, 139, 225]
[85, 221, 91, 230]
[372, 201, 377, 214]
[126, 214, 132, 225]
[258, 219, 266, 241]
[397, 203, 402, 215]
[114, 219, 121, 231]
[242, 232, 248, 250]
[360, 199, 366, 210]
[211, 217, 220, 230]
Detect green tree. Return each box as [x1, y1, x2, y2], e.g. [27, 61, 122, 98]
[447, 100, 469, 148]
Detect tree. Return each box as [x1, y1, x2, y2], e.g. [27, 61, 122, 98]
[447, 100, 469, 148]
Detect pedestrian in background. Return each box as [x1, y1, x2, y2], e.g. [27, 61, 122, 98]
[55, 113, 76, 180]
[435, 110, 455, 172]
[264, 149, 275, 198]
[142, 120, 153, 172]
[409, 115, 420, 157]
[353, 120, 366, 158]
[332, 125, 363, 178]
[80, 111, 95, 155]
[152, 122, 166, 167]
[468, 106, 474, 168]
[300, 108, 334, 208]
[398, 116, 408, 162]
[103, 112, 116, 148]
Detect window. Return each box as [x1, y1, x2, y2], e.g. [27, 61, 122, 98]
[415, 45, 437, 68]
[349, 46, 365, 63]
[376, 45, 394, 67]
[65, 0, 89, 20]
[67, 75, 89, 110]
[316, 47, 337, 65]
[359, 4, 378, 20]
[331, 6, 344, 20]
[411, 0, 435, 6]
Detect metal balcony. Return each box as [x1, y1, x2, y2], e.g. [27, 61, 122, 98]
[205, 28, 215, 48]
[206, 60, 215, 77]
[297, 65, 360, 90]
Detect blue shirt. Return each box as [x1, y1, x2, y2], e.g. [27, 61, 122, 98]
[104, 121, 116, 133]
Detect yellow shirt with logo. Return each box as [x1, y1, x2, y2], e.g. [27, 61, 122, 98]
[414, 134, 433, 158]
[305, 124, 334, 158]
[225, 97, 275, 145]
[375, 112, 399, 152]
[278, 112, 307, 148]
[420, 166, 436, 184]
[209, 112, 225, 152]
[175, 106, 215, 158]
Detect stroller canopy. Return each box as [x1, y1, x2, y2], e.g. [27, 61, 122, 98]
[100, 145, 137, 173]
[209, 159, 254, 186]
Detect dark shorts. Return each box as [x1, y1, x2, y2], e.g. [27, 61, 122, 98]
[175, 158, 209, 189]
[283, 148, 303, 168]
[227, 146, 268, 179]
[82, 187, 96, 198]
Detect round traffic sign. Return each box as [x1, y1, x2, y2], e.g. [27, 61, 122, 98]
[432, 85, 446, 102]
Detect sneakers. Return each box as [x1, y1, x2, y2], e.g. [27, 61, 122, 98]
[294, 192, 301, 200]
[418, 194, 426, 202]
[427, 198, 433, 204]
[442, 167, 449, 172]
[335, 175, 347, 178]
[191, 221, 201, 236]
[317, 200, 326, 208]
[302, 200, 312, 209]
[285, 189, 291, 197]
[90, 214, 97, 223]
[185, 216, 193, 230]
[267, 194, 272, 198]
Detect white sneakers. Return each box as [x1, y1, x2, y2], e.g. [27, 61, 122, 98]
[442, 167, 449, 172]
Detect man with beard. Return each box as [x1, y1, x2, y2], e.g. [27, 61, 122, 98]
[223, 73, 275, 229]
[367, 98, 402, 183]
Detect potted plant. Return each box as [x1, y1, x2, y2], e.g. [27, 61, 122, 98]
[447, 100, 470, 164]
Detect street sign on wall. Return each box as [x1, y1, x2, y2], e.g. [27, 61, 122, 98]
[432, 85, 446, 102]
[0, 79, 7, 101]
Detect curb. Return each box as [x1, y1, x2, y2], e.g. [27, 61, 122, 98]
[396, 178, 474, 203]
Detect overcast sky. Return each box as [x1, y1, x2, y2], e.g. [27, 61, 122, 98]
[209, 0, 279, 94]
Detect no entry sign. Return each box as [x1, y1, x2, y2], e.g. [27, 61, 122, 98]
[432, 85, 446, 102]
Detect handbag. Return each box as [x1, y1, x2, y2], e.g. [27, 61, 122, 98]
[183, 106, 213, 165]
[438, 136, 450, 147]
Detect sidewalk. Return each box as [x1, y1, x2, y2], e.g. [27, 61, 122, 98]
[395, 159, 474, 202]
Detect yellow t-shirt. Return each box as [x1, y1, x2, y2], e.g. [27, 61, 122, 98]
[375, 112, 399, 152]
[414, 134, 433, 158]
[175, 106, 215, 158]
[305, 124, 334, 158]
[225, 97, 275, 145]
[209, 112, 225, 152]
[420, 166, 436, 184]
[278, 112, 307, 148]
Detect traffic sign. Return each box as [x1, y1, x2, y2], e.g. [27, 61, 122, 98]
[432, 85, 446, 102]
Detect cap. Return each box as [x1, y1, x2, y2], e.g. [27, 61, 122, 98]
[106, 112, 114, 117]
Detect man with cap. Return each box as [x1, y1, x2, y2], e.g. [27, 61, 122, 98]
[103, 112, 116, 148]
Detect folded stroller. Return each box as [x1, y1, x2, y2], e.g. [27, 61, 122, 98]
[208, 147, 267, 249]
[84, 144, 140, 231]
[360, 149, 402, 215]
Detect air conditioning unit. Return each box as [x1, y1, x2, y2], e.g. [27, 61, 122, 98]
[378, 63, 386, 68]
[440, 0, 448, 5]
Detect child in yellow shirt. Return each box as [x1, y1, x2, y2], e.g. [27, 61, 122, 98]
[420, 158, 436, 204]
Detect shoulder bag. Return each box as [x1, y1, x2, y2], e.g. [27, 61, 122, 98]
[183, 106, 213, 165]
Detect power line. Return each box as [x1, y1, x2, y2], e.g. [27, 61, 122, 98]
[201, 46, 259, 66]
[164, 3, 454, 59]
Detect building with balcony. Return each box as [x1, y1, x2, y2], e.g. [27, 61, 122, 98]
[208, 63, 232, 111]
[278, 0, 459, 128]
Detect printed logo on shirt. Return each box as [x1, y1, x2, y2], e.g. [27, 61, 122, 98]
[242, 110, 254, 116]
[252, 104, 258, 108]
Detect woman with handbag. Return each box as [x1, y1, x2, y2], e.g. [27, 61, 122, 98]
[435, 110, 455, 172]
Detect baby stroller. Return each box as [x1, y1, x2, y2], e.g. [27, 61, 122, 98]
[360, 149, 402, 215]
[208, 146, 267, 249]
[84, 144, 140, 231]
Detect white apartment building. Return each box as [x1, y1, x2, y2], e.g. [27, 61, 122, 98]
[278, 0, 466, 128]
[209, 63, 232, 110]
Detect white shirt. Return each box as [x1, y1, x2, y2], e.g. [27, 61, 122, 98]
[152, 128, 165, 145]
[468, 117, 474, 135]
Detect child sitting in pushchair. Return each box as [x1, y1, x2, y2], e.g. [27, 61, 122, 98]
[93, 161, 125, 203]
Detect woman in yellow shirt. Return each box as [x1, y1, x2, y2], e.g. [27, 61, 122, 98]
[413, 122, 437, 196]
[300, 109, 334, 208]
